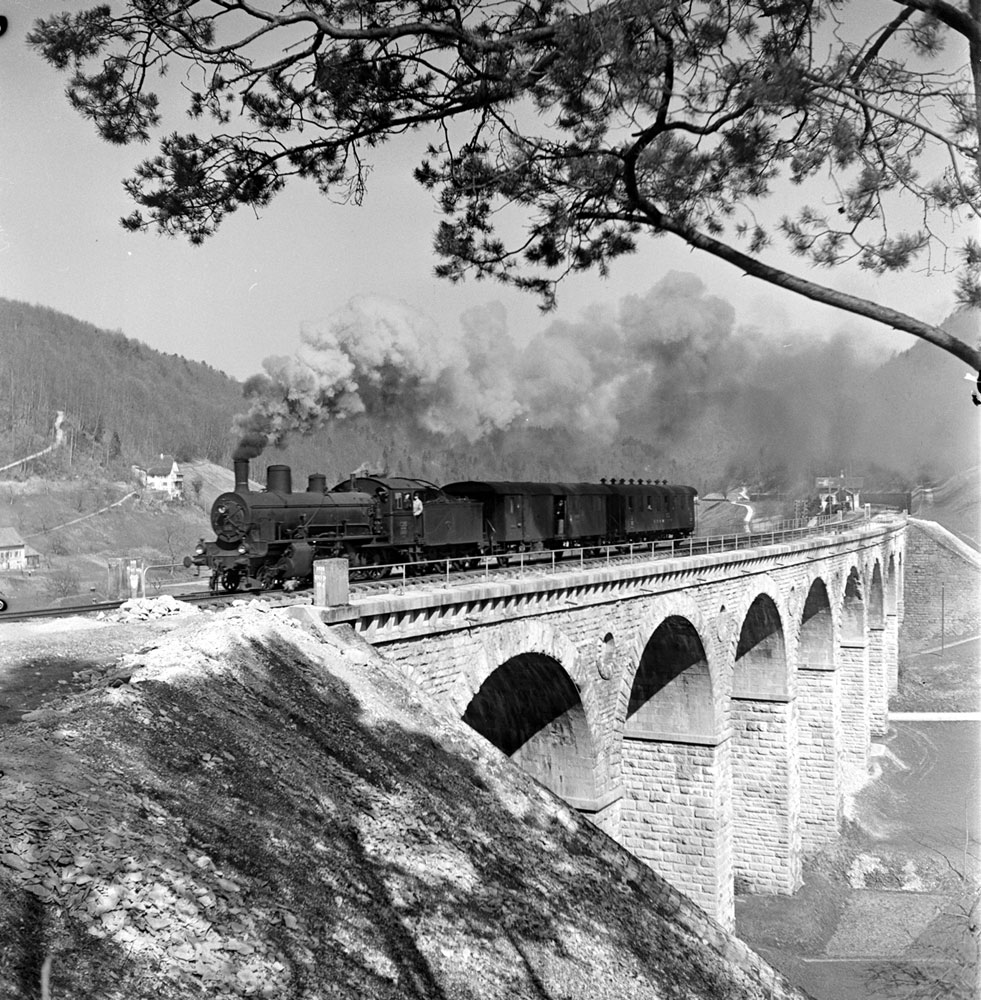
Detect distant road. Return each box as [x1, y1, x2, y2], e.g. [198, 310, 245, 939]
[889, 711, 980, 721]
[906, 633, 980, 657]
[22, 491, 138, 540]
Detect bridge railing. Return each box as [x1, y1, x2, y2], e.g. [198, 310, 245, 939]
[350, 510, 879, 590]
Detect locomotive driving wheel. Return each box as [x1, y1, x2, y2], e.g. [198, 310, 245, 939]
[211, 568, 242, 594]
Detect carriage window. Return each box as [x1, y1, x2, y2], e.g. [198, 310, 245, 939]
[627, 496, 633, 512]
[646, 495, 652, 510]
[395, 493, 403, 510]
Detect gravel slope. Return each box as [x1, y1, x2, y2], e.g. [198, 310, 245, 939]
[0, 606, 808, 999]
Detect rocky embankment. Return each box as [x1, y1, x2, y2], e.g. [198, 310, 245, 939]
[1, 605, 808, 999]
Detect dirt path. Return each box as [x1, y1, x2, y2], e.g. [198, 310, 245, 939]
[21, 490, 138, 540]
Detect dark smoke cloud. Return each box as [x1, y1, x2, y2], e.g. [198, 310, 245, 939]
[232, 296, 523, 458]
[233, 275, 973, 488]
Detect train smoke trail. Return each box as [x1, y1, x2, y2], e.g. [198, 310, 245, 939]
[233, 273, 974, 488]
[233, 273, 750, 459]
[232, 296, 524, 459]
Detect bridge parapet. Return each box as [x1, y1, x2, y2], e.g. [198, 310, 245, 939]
[297, 518, 905, 645]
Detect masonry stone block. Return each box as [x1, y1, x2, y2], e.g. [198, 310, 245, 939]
[796, 663, 843, 848]
[867, 627, 888, 735]
[838, 643, 870, 773]
[884, 613, 899, 696]
[621, 736, 734, 927]
[730, 698, 802, 894]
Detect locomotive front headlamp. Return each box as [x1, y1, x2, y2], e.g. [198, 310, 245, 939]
[237, 542, 250, 555]
[195, 544, 205, 556]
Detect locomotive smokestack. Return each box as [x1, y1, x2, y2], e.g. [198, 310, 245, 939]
[234, 458, 250, 493]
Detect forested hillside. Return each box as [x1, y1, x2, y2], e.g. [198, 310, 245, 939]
[0, 299, 243, 471]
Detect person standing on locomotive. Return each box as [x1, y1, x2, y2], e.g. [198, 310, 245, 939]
[412, 492, 423, 539]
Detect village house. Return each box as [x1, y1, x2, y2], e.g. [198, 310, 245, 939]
[133, 454, 185, 500]
[0, 527, 41, 572]
[816, 474, 864, 514]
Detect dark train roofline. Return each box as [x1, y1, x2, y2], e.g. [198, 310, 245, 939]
[443, 481, 698, 497]
[443, 481, 609, 496]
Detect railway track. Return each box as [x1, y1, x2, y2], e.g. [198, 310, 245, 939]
[0, 589, 296, 624]
[0, 514, 871, 624]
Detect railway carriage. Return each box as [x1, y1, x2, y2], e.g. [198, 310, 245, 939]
[604, 480, 698, 541]
[441, 481, 610, 552]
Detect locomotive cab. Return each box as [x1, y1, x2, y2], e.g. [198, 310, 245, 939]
[333, 475, 483, 564]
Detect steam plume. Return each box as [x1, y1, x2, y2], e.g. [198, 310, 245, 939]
[232, 296, 523, 458]
[233, 275, 976, 489]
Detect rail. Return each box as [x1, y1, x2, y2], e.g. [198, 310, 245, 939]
[349, 510, 884, 590]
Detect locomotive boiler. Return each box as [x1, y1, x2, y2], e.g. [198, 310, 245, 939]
[187, 459, 377, 592]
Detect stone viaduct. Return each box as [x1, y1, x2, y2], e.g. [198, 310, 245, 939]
[296, 516, 906, 930]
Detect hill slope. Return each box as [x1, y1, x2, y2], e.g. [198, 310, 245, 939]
[0, 607, 808, 1000]
[0, 298, 244, 470]
[910, 466, 981, 549]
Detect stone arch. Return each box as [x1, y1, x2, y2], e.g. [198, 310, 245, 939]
[865, 560, 889, 736]
[840, 564, 866, 643]
[625, 616, 714, 739]
[447, 619, 582, 718]
[883, 551, 901, 697]
[462, 651, 598, 805]
[799, 576, 835, 669]
[450, 620, 609, 812]
[620, 594, 720, 739]
[885, 552, 898, 616]
[869, 562, 884, 628]
[733, 591, 789, 699]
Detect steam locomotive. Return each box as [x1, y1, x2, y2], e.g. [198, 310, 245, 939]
[185, 458, 697, 593]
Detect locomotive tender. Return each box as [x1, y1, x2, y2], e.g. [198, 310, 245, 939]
[186, 459, 697, 593]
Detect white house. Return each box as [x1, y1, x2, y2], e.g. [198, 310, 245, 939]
[133, 454, 184, 500]
[0, 527, 40, 571]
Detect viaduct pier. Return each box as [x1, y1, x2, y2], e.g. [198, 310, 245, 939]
[295, 516, 905, 930]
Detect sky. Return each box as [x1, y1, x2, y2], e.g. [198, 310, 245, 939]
[0, 1, 970, 385]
